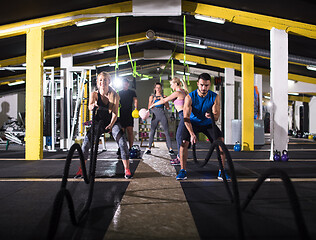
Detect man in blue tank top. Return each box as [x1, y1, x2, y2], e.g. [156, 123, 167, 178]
[176, 73, 231, 181]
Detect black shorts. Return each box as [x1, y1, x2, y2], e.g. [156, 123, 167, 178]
[182, 123, 223, 146]
[119, 114, 134, 128]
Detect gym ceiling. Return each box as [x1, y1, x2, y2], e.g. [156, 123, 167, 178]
[0, 0, 316, 94]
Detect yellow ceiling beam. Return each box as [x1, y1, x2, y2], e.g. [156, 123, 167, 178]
[0, 1, 132, 39]
[183, 1, 316, 39]
[0, 56, 26, 67]
[82, 52, 144, 67]
[173, 53, 316, 84]
[44, 32, 147, 59]
[2, 51, 316, 86]
[0, 52, 145, 86]
[288, 95, 311, 103]
[0, 32, 148, 67]
[173, 52, 241, 70]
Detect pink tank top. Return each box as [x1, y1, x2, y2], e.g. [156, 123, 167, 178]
[173, 89, 186, 106]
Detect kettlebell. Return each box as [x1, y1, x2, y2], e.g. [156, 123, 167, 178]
[281, 150, 289, 162]
[132, 109, 139, 118]
[234, 141, 241, 152]
[292, 130, 297, 138]
[129, 149, 137, 159]
[314, 135, 316, 141]
[273, 150, 281, 161]
[308, 135, 313, 140]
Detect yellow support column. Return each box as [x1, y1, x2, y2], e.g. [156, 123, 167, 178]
[25, 27, 44, 160]
[241, 53, 254, 151]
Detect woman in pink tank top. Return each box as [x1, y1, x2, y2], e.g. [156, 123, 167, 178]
[149, 77, 188, 165]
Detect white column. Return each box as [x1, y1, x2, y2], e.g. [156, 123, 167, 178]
[254, 74, 263, 119]
[309, 97, 316, 134]
[270, 28, 288, 159]
[224, 68, 235, 144]
[60, 54, 73, 149]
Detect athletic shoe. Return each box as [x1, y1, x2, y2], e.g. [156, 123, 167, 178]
[74, 167, 83, 179]
[169, 149, 175, 155]
[176, 169, 187, 180]
[170, 156, 180, 166]
[217, 169, 231, 181]
[125, 169, 132, 179]
[145, 149, 151, 154]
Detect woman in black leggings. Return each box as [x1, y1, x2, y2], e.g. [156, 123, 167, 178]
[145, 82, 174, 155]
[75, 71, 131, 179]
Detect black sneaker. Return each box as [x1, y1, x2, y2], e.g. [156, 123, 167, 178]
[145, 149, 151, 154]
[169, 149, 175, 155]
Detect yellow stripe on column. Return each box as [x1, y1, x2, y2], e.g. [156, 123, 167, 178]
[242, 53, 254, 151]
[25, 27, 44, 160]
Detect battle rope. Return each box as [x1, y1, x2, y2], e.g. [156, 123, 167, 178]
[192, 110, 309, 239]
[192, 109, 244, 240]
[241, 168, 310, 240]
[47, 107, 103, 240]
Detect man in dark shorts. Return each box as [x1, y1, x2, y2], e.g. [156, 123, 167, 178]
[176, 73, 231, 181]
[118, 79, 138, 151]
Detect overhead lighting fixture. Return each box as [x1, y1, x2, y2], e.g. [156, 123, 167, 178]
[140, 77, 150, 81]
[186, 42, 207, 49]
[8, 81, 25, 86]
[97, 45, 117, 52]
[119, 72, 133, 77]
[179, 60, 197, 66]
[111, 77, 123, 90]
[176, 71, 190, 76]
[288, 92, 299, 96]
[194, 14, 225, 24]
[76, 18, 106, 27]
[307, 65, 316, 71]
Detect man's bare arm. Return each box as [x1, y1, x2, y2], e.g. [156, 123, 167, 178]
[212, 95, 220, 121]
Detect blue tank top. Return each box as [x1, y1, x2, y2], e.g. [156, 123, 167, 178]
[153, 95, 164, 108]
[189, 89, 217, 126]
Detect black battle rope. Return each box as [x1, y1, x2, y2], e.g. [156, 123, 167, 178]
[241, 168, 310, 240]
[47, 107, 103, 240]
[192, 109, 244, 240]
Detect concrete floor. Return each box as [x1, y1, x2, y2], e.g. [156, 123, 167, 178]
[0, 139, 316, 239]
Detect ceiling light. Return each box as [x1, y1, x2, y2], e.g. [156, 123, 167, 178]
[76, 18, 106, 27]
[97, 45, 117, 52]
[8, 81, 25, 86]
[140, 77, 150, 81]
[288, 92, 299, 96]
[194, 14, 225, 24]
[179, 60, 197, 65]
[186, 42, 207, 49]
[119, 72, 133, 77]
[111, 77, 123, 90]
[176, 71, 190, 76]
[307, 65, 316, 71]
